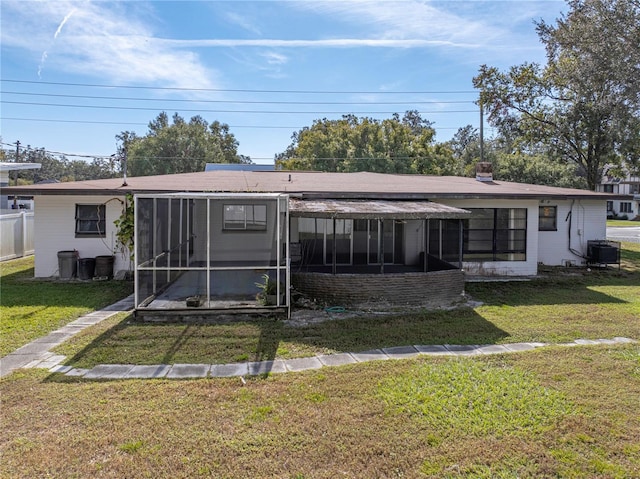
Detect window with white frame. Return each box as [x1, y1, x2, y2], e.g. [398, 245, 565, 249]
[75, 204, 106, 237]
[223, 204, 267, 231]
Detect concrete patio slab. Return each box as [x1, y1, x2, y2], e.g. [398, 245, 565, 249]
[11, 342, 54, 355]
[125, 364, 172, 379]
[36, 355, 66, 369]
[503, 343, 538, 352]
[49, 365, 73, 374]
[248, 360, 287, 376]
[317, 353, 357, 367]
[284, 356, 323, 372]
[166, 364, 211, 379]
[382, 346, 420, 359]
[477, 344, 511, 355]
[445, 344, 481, 355]
[351, 349, 389, 362]
[84, 364, 135, 379]
[31, 332, 75, 345]
[415, 344, 452, 355]
[23, 358, 47, 369]
[211, 362, 249, 378]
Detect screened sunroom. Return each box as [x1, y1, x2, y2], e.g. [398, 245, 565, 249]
[134, 193, 289, 317]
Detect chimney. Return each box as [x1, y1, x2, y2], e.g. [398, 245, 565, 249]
[475, 162, 493, 182]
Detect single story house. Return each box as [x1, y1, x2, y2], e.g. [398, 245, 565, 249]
[4, 169, 623, 317]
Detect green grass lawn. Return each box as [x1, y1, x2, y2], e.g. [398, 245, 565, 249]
[1, 344, 638, 478]
[53, 242, 640, 368]
[607, 219, 639, 227]
[1, 245, 639, 478]
[0, 257, 133, 357]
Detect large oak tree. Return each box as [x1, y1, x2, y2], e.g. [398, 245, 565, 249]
[474, 0, 640, 190]
[275, 111, 458, 175]
[117, 112, 249, 177]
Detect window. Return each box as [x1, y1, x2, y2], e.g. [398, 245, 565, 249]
[75, 204, 106, 237]
[223, 204, 267, 231]
[603, 184, 614, 193]
[539, 206, 557, 231]
[620, 202, 633, 213]
[607, 201, 614, 212]
[463, 208, 527, 261]
[298, 217, 404, 267]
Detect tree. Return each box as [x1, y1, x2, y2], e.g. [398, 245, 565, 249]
[275, 111, 458, 174]
[494, 152, 587, 188]
[0, 143, 119, 183]
[473, 0, 640, 190]
[118, 112, 248, 177]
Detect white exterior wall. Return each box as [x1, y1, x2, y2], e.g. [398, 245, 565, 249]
[33, 195, 130, 277]
[537, 199, 607, 266]
[442, 199, 540, 276]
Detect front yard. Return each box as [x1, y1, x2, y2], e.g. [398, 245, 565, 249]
[1, 244, 639, 478]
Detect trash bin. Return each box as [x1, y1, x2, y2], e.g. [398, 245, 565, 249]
[57, 251, 78, 279]
[77, 257, 96, 280]
[94, 255, 115, 279]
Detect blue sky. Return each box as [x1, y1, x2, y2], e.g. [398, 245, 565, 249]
[1, 0, 565, 164]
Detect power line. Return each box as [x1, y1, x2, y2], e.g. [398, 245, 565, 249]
[2, 100, 478, 115]
[1, 78, 478, 95]
[2, 117, 148, 126]
[2, 91, 476, 106]
[2, 116, 465, 130]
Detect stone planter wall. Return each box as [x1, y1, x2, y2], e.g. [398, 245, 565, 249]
[292, 269, 465, 309]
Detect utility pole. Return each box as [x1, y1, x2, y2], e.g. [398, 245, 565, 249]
[479, 103, 484, 163]
[13, 141, 20, 208]
[121, 144, 128, 187]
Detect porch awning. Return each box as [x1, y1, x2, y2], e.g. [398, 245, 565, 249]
[289, 199, 470, 219]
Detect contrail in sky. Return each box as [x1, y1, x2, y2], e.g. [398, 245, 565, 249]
[38, 9, 77, 78]
[54, 9, 76, 39]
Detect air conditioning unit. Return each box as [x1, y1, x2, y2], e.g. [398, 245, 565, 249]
[587, 240, 620, 265]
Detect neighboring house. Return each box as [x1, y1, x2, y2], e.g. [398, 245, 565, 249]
[0, 162, 41, 212]
[0, 162, 41, 261]
[596, 173, 640, 220]
[4, 169, 622, 316]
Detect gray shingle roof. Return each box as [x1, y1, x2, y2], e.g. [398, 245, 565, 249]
[2, 170, 618, 200]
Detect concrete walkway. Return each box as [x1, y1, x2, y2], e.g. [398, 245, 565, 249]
[0, 294, 135, 378]
[1, 295, 636, 380]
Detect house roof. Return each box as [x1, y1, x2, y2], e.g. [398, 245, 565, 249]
[289, 199, 470, 219]
[2, 170, 622, 200]
[0, 162, 41, 172]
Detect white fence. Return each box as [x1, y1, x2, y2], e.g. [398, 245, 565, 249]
[0, 211, 35, 261]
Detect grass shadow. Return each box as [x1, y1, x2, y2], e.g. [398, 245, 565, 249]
[466, 278, 630, 307]
[55, 307, 509, 370]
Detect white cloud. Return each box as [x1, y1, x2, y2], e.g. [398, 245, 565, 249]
[261, 51, 289, 65]
[292, 1, 493, 44]
[159, 38, 477, 49]
[1, 0, 219, 91]
[224, 11, 262, 36]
